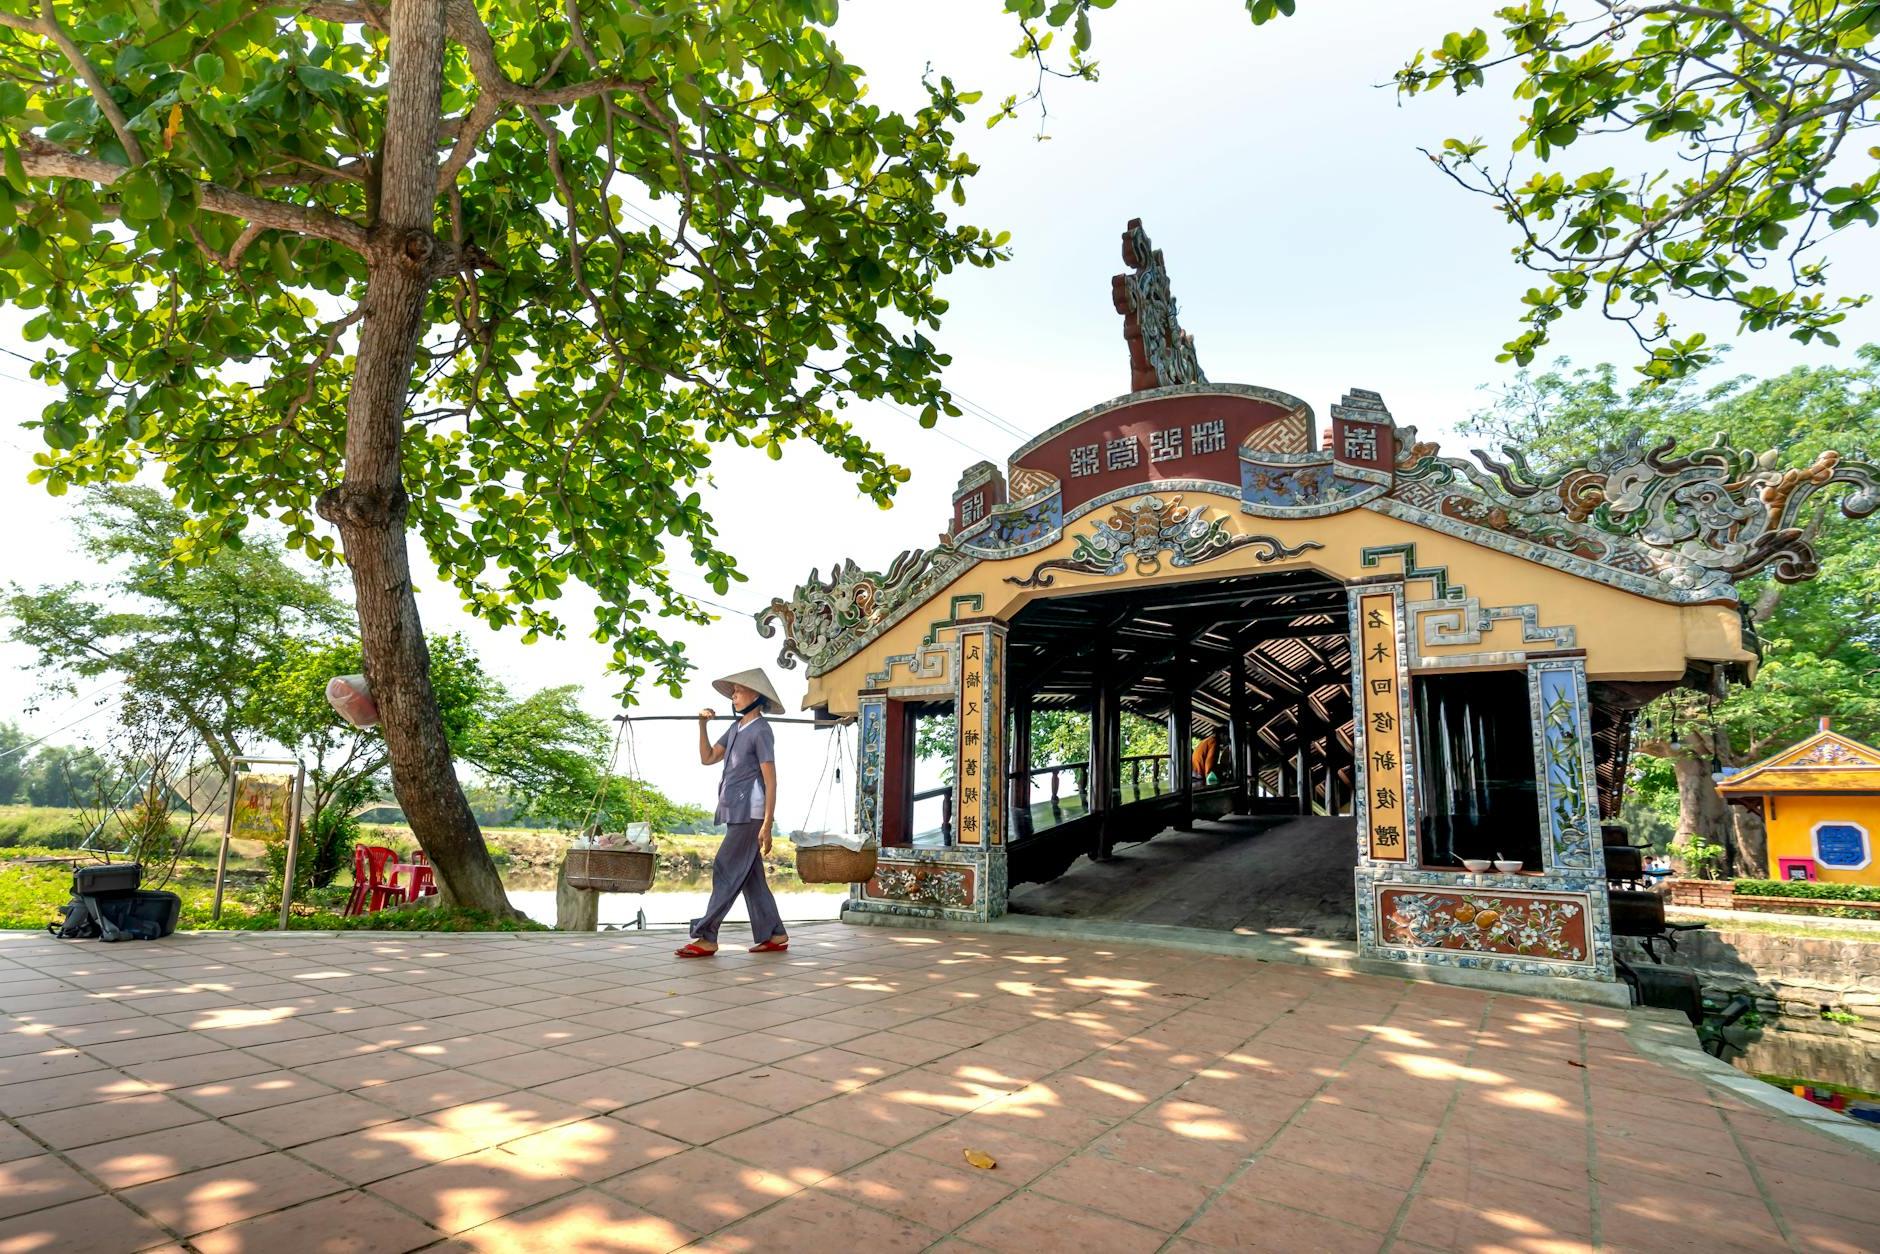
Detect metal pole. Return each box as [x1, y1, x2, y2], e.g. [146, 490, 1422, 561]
[210, 758, 238, 923]
[277, 763, 307, 930]
[613, 714, 852, 726]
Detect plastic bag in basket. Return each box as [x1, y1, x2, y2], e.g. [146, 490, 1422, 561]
[794, 830, 873, 852]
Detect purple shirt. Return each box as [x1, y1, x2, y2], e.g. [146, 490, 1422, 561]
[714, 716, 775, 825]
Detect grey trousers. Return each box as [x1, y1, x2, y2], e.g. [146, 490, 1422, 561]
[690, 821, 785, 944]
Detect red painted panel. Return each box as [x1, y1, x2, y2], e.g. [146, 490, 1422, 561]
[1015, 393, 1294, 515]
[881, 700, 910, 847]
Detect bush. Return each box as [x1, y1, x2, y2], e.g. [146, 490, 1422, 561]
[0, 807, 90, 849]
[1735, 879, 1880, 903]
[263, 805, 364, 899]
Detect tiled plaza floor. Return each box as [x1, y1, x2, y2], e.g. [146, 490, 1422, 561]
[1, 924, 1876, 1253]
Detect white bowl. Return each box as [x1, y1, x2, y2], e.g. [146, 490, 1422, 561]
[1461, 858, 1494, 872]
[1494, 860, 1523, 873]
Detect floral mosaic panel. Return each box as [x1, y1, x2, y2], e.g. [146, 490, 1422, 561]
[1378, 887, 1591, 965]
[856, 698, 885, 842]
[1532, 661, 1596, 870]
[864, 860, 976, 910]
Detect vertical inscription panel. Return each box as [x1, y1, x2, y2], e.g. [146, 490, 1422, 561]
[954, 629, 1004, 847]
[1357, 590, 1412, 862]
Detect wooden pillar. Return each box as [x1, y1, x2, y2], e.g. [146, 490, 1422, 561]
[1010, 692, 1034, 840]
[1092, 637, 1117, 860]
[1295, 696, 1311, 816]
[1231, 651, 1251, 813]
[1173, 656, 1195, 832]
[882, 700, 912, 846]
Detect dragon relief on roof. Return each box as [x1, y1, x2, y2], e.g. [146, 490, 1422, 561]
[756, 541, 973, 675]
[1392, 429, 1880, 599]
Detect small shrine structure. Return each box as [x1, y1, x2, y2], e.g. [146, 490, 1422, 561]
[1720, 720, 1880, 886]
[756, 220, 1880, 990]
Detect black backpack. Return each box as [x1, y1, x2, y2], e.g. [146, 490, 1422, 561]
[48, 863, 181, 942]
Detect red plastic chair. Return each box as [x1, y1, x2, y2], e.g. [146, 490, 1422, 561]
[343, 845, 405, 916]
[408, 864, 438, 902]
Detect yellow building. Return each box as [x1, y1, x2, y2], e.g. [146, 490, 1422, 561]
[1720, 722, 1880, 885]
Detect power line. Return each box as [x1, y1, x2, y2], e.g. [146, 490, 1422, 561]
[0, 679, 126, 762]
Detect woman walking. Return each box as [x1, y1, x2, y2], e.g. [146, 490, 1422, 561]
[676, 668, 790, 957]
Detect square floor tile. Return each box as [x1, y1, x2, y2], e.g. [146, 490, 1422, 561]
[453, 1187, 694, 1254]
[120, 1151, 345, 1235]
[817, 1148, 1013, 1231]
[598, 1147, 801, 1235]
[179, 1070, 339, 1117]
[1031, 1150, 1214, 1231]
[226, 1091, 406, 1148]
[0, 1193, 172, 1254]
[501, 1118, 688, 1183]
[0, 1154, 99, 1221]
[67, 1120, 270, 1189]
[613, 1091, 774, 1146]
[292, 1118, 487, 1186]
[369, 1146, 581, 1234]
[704, 1188, 937, 1254]
[18, 1092, 205, 1150]
[189, 1189, 442, 1254]
[712, 1115, 884, 1187]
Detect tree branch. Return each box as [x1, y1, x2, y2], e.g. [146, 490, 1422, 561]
[20, 136, 372, 253]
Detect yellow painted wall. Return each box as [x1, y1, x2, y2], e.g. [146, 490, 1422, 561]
[1763, 793, 1880, 885]
[803, 490, 1750, 714]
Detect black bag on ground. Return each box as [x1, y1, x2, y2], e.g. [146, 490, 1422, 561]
[48, 897, 100, 939]
[72, 862, 142, 895]
[47, 862, 179, 942]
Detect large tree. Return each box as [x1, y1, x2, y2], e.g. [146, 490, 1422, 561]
[4, 1, 1004, 912]
[1014, 1, 1880, 382]
[1465, 345, 1880, 872]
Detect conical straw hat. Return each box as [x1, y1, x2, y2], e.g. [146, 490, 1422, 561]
[712, 668, 785, 714]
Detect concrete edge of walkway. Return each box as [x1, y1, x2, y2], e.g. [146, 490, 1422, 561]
[844, 906, 1635, 1008]
[1623, 1007, 1880, 1159]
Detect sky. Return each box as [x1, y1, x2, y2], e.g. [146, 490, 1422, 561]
[3, 0, 1878, 817]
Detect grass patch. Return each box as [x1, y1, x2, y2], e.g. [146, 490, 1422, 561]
[1667, 909, 1880, 941]
[0, 806, 90, 849]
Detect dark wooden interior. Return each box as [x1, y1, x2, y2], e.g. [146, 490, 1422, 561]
[999, 569, 1354, 886]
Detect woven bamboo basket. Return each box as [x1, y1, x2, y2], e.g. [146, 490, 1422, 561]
[796, 843, 879, 885]
[565, 846, 656, 893]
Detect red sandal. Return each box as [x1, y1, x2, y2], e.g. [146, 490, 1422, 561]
[674, 941, 718, 958]
[748, 938, 789, 953]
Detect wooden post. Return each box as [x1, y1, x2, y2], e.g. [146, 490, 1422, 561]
[1092, 635, 1117, 860]
[1173, 657, 1195, 831]
[554, 856, 599, 932]
[1231, 650, 1251, 814]
[1295, 696, 1311, 816]
[1010, 692, 1034, 840]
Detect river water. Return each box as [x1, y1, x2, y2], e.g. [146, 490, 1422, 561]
[504, 885, 848, 931]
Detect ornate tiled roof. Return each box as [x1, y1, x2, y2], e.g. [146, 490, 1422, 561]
[1718, 728, 1880, 795]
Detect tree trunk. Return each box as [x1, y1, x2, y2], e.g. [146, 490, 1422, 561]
[315, 0, 514, 918]
[554, 857, 599, 932]
[1671, 752, 1731, 877]
[1728, 805, 1770, 879]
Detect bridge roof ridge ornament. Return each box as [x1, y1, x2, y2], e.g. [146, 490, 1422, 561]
[1112, 219, 1206, 393]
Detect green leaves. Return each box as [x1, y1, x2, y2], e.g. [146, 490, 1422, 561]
[1403, 0, 1880, 383]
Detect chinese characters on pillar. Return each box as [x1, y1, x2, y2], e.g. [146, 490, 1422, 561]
[1358, 592, 1410, 862]
[954, 629, 1004, 847]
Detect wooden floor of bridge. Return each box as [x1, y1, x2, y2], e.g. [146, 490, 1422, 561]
[1005, 813, 1358, 939]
